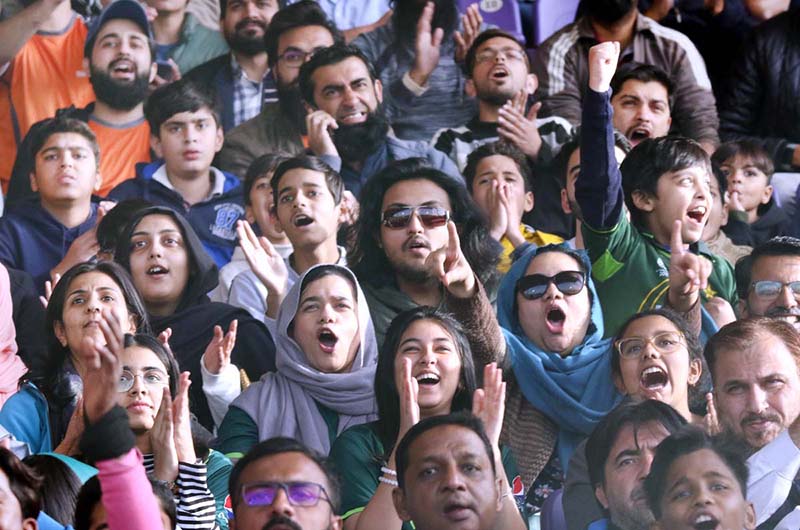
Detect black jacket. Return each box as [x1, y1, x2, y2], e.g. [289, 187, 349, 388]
[719, 8, 800, 170]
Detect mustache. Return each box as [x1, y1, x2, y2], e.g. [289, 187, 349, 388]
[766, 306, 800, 318]
[741, 412, 782, 427]
[262, 516, 303, 530]
[402, 237, 431, 252]
[235, 17, 267, 32]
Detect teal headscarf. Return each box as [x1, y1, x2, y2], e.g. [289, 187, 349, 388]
[498, 244, 622, 469]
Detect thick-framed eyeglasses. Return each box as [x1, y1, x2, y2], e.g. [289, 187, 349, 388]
[749, 280, 800, 300]
[475, 47, 527, 64]
[380, 206, 450, 229]
[240, 482, 333, 508]
[117, 369, 169, 393]
[277, 47, 327, 67]
[615, 331, 686, 359]
[515, 271, 586, 300]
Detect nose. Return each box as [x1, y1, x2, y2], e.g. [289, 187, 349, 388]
[642, 339, 662, 360]
[542, 280, 562, 301]
[692, 486, 714, 508]
[342, 85, 359, 107]
[638, 450, 656, 479]
[635, 104, 652, 122]
[442, 463, 467, 491]
[745, 385, 769, 414]
[85, 292, 101, 313]
[319, 303, 336, 323]
[418, 345, 436, 365]
[244, 0, 259, 17]
[406, 211, 424, 234]
[129, 374, 147, 395]
[266, 488, 296, 519]
[778, 284, 798, 308]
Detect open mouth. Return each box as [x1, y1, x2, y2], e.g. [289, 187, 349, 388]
[404, 238, 430, 252]
[110, 60, 136, 78]
[490, 67, 510, 80]
[686, 206, 708, 224]
[293, 214, 314, 227]
[629, 127, 651, 143]
[692, 514, 719, 530]
[640, 366, 668, 391]
[339, 110, 367, 124]
[147, 265, 169, 276]
[318, 329, 338, 354]
[443, 502, 474, 521]
[415, 372, 441, 386]
[545, 307, 566, 333]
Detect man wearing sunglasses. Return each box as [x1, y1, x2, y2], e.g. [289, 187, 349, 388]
[737, 236, 800, 331]
[228, 437, 342, 530]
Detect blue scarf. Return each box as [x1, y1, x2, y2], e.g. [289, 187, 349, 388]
[498, 245, 622, 469]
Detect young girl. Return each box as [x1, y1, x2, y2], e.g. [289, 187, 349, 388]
[217, 264, 378, 457]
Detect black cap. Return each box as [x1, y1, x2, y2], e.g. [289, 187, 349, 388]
[84, 0, 153, 58]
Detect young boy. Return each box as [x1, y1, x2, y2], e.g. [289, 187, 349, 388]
[213, 154, 293, 303]
[644, 427, 756, 530]
[0, 117, 102, 294]
[702, 165, 752, 266]
[712, 141, 790, 247]
[578, 41, 737, 336]
[463, 141, 562, 272]
[109, 79, 245, 267]
[228, 155, 348, 321]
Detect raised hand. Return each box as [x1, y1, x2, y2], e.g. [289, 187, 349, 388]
[151, 387, 179, 482]
[727, 189, 745, 213]
[668, 220, 711, 312]
[424, 221, 477, 298]
[236, 220, 289, 298]
[172, 371, 196, 466]
[397, 357, 421, 440]
[306, 110, 339, 157]
[472, 363, 506, 448]
[80, 308, 127, 423]
[39, 272, 61, 308]
[487, 180, 509, 241]
[588, 41, 620, 93]
[203, 320, 237, 375]
[454, 3, 482, 63]
[498, 91, 543, 159]
[409, 1, 444, 87]
[704, 392, 721, 435]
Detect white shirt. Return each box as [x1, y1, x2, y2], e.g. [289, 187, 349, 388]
[747, 429, 800, 529]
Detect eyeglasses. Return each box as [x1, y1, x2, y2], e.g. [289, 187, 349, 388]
[615, 331, 686, 359]
[240, 482, 332, 508]
[277, 47, 327, 67]
[475, 47, 527, 64]
[515, 271, 586, 300]
[749, 280, 800, 300]
[117, 369, 169, 393]
[381, 206, 450, 229]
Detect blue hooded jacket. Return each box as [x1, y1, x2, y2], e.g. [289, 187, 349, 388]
[108, 161, 245, 267]
[497, 244, 622, 470]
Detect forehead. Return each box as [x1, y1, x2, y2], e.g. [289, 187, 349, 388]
[476, 154, 521, 175]
[96, 18, 147, 42]
[134, 214, 182, 234]
[312, 56, 370, 86]
[278, 168, 328, 190]
[162, 108, 216, 124]
[665, 449, 740, 489]
[121, 345, 166, 370]
[381, 178, 452, 209]
[68, 271, 121, 293]
[400, 318, 455, 343]
[713, 334, 799, 381]
[407, 425, 490, 465]
[623, 314, 679, 338]
[278, 25, 334, 52]
[616, 79, 669, 101]
[238, 451, 330, 486]
[40, 132, 94, 152]
[525, 251, 582, 276]
[608, 421, 670, 459]
[750, 255, 800, 282]
[300, 274, 355, 300]
[477, 36, 522, 53]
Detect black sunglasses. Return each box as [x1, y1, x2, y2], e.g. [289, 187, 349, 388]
[381, 206, 450, 229]
[516, 271, 586, 300]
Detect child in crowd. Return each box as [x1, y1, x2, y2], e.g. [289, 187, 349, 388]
[644, 427, 756, 530]
[213, 154, 293, 303]
[0, 118, 102, 295]
[108, 79, 245, 268]
[577, 42, 736, 336]
[463, 141, 562, 272]
[702, 165, 752, 266]
[713, 140, 790, 247]
[229, 155, 348, 321]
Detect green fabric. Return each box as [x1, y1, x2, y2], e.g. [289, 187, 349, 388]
[169, 12, 229, 75]
[330, 421, 523, 529]
[581, 210, 738, 337]
[206, 449, 232, 530]
[218, 405, 259, 458]
[314, 400, 340, 448]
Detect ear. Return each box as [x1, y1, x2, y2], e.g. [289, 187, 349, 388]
[127, 313, 138, 334]
[54, 321, 68, 348]
[721, 202, 729, 225]
[392, 487, 413, 522]
[213, 125, 224, 154]
[744, 501, 757, 530]
[337, 197, 349, 225]
[631, 189, 656, 214]
[374, 78, 383, 104]
[303, 100, 316, 114]
[595, 484, 609, 509]
[494, 477, 503, 512]
[329, 514, 344, 530]
[93, 169, 102, 192]
[761, 184, 774, 205]
[523, 191, 534, 213]
[273, 209, 285, 234]
[82, 57, 91, 77]
[245, 205, 256, 225]
[687, 358, 702, 386]
[560, 189, 573, 215]
[21, 517, 38, 530]
[524, 73, 537, 96]
[150, 134, 163, 159]
[29, 171, 39, 193]
[465, 78, 476, 98]
[148, 61, 158, 83]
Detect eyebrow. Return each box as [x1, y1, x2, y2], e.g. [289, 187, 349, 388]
[40, 145, 91, 154]
[67, 286, 120, 298]
[278, 183, 321, 196]
[385, 200, 444, 209]
[399, 337, 453, 347]
[299, 294, 351, 305]
[613, 448, 641, 465]
[123, 365, 167, 372]
[131, 229, 181, 237]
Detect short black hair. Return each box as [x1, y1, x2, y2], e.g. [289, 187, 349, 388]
[229, 437, 341, 512]
[299, 43, 377, 105]
[75, 475, 177, 530]
[463, 28, 528, 77]
[96, 199, 152, 255]
[620, 136, 711, 229]
[712, 140, 775, 181]
[644, 427, 749, 520]
[735, 236, 800, 299]
[271, 155, 344, 209]
[610, 62, 673, 108]
[395, 412, 496, 490]
[0, 448, 42, 521]
[144, 78, 220, 135]
[22, 454, 81, 526]
[585, 400, 687, 489]
[463, 141, 533, 193]
[29, 117, 100, 168]
[555, 127, 631, 188]
[264, 0, 343, 68]
[244, 154, 292, 206]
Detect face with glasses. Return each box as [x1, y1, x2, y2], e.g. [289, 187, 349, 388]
[741, 255, 800, 330]
[613, 315, 701, 412]
[379, 179, 453, 283]
[274, 25, 335, 89]
[232, 451, 341, 530]
[467, 36, 536, 106]
[515, 251, 592, 357]
[115, 345, 171, 432]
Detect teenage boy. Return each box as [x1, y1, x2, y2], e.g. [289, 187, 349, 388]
[577, 41, 736, 336]
[463, 141, 562, 272]
[229, 155, 348, 321]
[0, 118, 102, 295]
[108, 79, 245, 267]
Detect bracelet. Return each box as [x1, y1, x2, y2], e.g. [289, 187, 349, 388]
[378, 476, 399, 487]
[380, 466, 397, 476]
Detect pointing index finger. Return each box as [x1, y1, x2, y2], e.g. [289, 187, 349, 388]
[671, 219, 685, 255]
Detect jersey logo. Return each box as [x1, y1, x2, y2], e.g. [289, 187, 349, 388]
[211, 203, 245, 241]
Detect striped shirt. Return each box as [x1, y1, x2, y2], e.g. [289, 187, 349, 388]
[143, 453, 217, 530]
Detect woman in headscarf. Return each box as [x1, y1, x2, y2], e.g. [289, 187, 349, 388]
[217, 264, 378, 457]
[0, 263, 25, 408]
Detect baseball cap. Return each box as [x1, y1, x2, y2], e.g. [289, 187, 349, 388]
[84, 0, 153, 57]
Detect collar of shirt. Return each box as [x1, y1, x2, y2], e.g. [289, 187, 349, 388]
[152, 163, 227, 202]
[230, 53, 267, 85]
